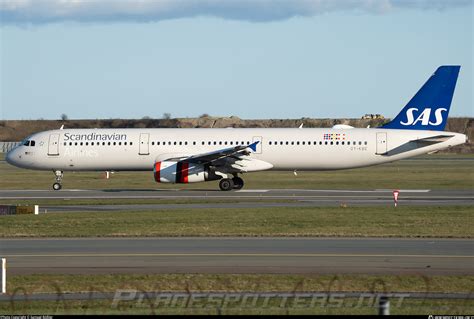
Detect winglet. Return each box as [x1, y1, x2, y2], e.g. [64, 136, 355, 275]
[248, 141, 259, 152]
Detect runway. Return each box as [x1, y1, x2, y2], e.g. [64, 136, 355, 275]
[1, 189, 473, 210]
[1, 238, 473, 275]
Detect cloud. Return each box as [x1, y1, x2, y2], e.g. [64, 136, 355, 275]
[0, 0, 471, 25]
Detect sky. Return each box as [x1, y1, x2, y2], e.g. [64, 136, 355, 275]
[0, 0, 472, 120]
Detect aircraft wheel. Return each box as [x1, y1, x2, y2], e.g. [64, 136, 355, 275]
[232, 177, 244, 190]
[219, 178, 234, 191]
[52, 183, 62, 191]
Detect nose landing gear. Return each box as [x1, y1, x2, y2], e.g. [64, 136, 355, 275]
[52, 170, 63, 191]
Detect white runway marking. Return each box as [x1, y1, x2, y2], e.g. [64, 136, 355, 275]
[277, 189, 432, 193]
[375, 189, 431, 193]
[236, 190, 269, 193]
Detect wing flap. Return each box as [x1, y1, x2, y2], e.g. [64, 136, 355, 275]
[161, 141, 260, 164]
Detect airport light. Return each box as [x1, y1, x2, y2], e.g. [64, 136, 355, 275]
[378, 296, 390, 315]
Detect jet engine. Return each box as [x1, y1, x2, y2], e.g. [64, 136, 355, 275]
[154, 161, 220, 183]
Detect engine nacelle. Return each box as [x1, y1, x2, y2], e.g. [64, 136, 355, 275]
[154, 161, 220, 183]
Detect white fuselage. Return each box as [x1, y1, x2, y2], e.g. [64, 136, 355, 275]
[6, 127, 467, 172]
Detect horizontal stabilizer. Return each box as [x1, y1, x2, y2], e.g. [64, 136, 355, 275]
[409, 135, 454, 145]
[380, 135, 455, 156]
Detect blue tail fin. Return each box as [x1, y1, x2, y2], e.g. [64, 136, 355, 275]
[381, 65, 460, 131]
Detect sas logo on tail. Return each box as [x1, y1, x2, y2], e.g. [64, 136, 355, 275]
[400, 108, 447, 126]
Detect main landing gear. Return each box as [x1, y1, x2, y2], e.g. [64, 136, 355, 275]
[52, 170, 63, 191]
[218, 175, 244, 191]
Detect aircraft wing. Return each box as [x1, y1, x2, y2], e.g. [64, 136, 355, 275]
[162, 141, 260, 165]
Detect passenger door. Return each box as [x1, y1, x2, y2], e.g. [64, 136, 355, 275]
[48, 133, 60, 156]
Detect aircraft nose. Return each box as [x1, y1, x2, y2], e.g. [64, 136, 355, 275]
[5, 148, 18, 166]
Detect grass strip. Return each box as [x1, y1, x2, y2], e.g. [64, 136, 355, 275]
[9, 273, 474, 294]
[4, 273, 474, 315]
[1, 206, 472, 238]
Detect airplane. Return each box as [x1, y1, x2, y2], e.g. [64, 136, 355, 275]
[6, 65, 467, 191]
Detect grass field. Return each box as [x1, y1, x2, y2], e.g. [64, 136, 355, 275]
[0, 198, 294, 207]
[4, 274, 474, 314]
[1, 206, 472, 238]
[9, 273, 474, 294]
[3, 274, 473, 315]
[0, 153, 473, 190]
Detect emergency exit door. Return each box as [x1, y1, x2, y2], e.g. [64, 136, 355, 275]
[139, 133, 150, 155]
[376, 132, 387, 155]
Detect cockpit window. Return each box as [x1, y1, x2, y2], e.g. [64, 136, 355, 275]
[21, 139, 36, 147]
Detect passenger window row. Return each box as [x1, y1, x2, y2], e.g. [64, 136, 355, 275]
[268, 141, 368, 146]
[63, 140, 368, 147]
[64, 141, 133, 146]
[150, 141, 251, 146]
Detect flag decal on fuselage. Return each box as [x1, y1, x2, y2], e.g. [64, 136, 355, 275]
[323, 133, 346, 141]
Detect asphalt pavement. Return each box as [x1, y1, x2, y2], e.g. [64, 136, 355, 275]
[1, 188, 473, 211]
[2, 237, 472, 275]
